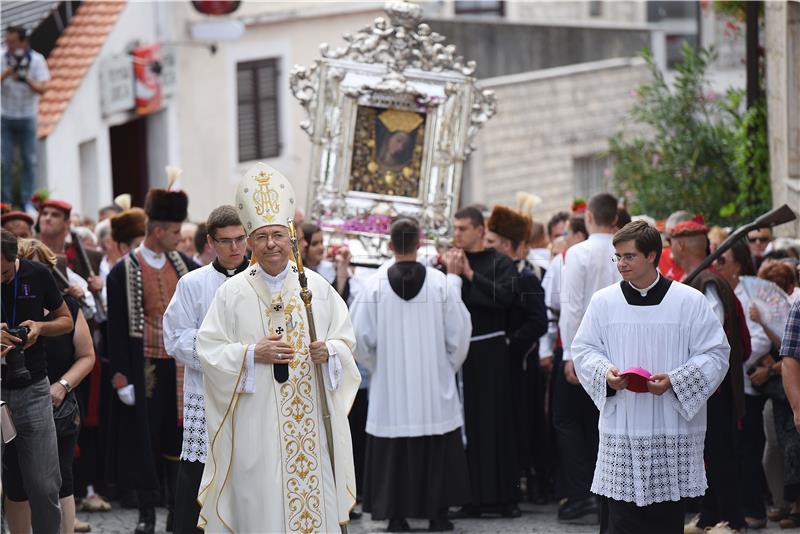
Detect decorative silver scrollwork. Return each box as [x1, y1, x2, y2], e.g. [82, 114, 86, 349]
[289, 0, 496, 265]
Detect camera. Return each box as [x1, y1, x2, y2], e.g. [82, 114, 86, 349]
[10, 52, 29, 82]
[4, 326, 31, 382]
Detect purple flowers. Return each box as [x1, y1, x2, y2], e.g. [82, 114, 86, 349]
[336, 213, 393, 234]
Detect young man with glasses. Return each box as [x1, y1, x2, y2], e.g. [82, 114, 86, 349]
[573, 220, 730, 533]
[163, 205, 249, 533]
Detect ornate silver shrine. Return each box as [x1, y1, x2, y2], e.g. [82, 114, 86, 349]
[290, 0, 496, 264]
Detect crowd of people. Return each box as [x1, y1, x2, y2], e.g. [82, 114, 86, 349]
[2, 168, 800, 534]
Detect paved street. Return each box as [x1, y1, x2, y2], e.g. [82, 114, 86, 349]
[78, 501, 789, 533]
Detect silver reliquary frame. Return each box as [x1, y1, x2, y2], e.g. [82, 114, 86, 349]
[290, 1, 496, 265]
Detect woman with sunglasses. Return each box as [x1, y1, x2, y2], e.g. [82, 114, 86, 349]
[748, 228, 773, 272]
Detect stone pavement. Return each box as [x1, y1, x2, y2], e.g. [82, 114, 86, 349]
[77, 501, 790, 533]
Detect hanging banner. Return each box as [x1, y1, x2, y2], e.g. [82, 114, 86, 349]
[133, 44, 161, 115]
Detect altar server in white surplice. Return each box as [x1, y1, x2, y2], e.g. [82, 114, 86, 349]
[350, 217, 472, 532]
[195, 163, 360, 533]
[572, 221, 729, 534]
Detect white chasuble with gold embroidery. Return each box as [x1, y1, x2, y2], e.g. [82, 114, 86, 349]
[196, 261, 360, 533]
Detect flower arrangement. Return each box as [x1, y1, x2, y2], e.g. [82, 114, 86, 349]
[31, 188, 50, 211]
[571, 197, 587, 215]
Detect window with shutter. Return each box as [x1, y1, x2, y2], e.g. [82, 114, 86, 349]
[237, 58, 281, 162]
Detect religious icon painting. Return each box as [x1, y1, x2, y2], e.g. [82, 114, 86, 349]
[349, 106, 426, 199]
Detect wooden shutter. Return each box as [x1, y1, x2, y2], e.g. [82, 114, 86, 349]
[237, 58, 280, 162]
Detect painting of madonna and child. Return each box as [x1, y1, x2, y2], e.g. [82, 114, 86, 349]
[349, 106, 426, 199]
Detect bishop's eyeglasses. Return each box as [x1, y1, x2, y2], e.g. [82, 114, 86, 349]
[251, 231, 290, 245]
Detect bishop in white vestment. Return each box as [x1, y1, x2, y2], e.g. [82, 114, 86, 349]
[572, 221, 729, 534]
[195, 163, 360, 533]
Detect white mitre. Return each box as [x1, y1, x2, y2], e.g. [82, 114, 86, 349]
[235, 162, 297, 235]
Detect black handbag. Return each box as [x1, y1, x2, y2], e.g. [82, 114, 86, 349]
[53, 392, 80, 436]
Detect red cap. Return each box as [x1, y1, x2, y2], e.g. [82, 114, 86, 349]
[1, 210, 34, 227]
[38, 199, 73, 217]
[669, 215, 708, 238]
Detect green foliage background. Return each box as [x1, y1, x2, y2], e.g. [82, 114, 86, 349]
[608, 43, 771, 226]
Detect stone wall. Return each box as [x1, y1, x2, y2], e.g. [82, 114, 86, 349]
[426, 18, 651, 79]
[464, 58, 650, 221]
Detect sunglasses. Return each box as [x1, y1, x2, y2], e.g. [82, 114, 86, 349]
[748, 237, 771, 244]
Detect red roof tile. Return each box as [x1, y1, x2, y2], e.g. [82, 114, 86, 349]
[37, 0, 126, 138]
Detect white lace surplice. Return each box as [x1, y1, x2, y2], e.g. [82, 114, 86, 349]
[572, 282, 729, 506]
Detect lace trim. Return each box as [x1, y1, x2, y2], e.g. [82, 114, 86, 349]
[592, 432, 707, 507]
[668, 362, 712, 420]
[588, 359, 613, 409]
[181, 391, 208, 463]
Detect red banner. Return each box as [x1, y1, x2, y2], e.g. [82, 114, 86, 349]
[133, 44, 161, 115]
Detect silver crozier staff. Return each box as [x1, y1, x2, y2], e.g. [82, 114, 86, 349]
[287, 218, 347, 534]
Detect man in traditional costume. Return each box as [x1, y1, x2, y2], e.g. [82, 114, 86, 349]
[572, 220, 729, 534]
[445, 205, 519, 518]
[36, 198, 103, 288]
[484, 206, 548, 497]
[106, 173, 198, 534]
[555, 193, 621, 521]
[669, 218, 749, 533]
[351, 217, 472, 532]
[163, 205, 249, 533]
[195, 162, 360, 533]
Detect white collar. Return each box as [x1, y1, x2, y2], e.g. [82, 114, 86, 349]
[629, 273, 660, 297]
[138, 243, 164, 260]
[588, 232, 614, 241]
[259, 262, 291, 292]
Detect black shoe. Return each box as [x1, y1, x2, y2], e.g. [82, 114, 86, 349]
[349, 509, 363, 520]
[134, 508, 155, 534]
[501, 504, 521, 518]
[447, 505, 481, 519]
[386, 518, 410, 532]
[429, 519, 455, 531]
[558, 497, 599, 521]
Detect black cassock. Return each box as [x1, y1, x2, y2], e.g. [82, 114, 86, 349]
[459, 248, 518, 508]
[105, 250, 197, 495]
[507, 261, 548, 480]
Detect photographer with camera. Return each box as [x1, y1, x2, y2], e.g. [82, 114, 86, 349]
[1, 26, 49, 211]
[1, 229, 73, 533]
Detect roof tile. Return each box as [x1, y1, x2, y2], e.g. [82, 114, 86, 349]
[37, 0, 127, 138]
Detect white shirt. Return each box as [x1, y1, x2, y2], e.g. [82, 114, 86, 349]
[559, 233, 621, 360]
[136, 243, 166, 269]
[1, 47, 49, 118]
[539, 253, 563, 358]
[734, 283, 772, 396]
[572, 281, 729, 506]
[350, 266, 471, 437]
[527, 247, 551, 272]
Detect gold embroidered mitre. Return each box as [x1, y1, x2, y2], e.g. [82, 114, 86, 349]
[235, 162, 297, 234]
